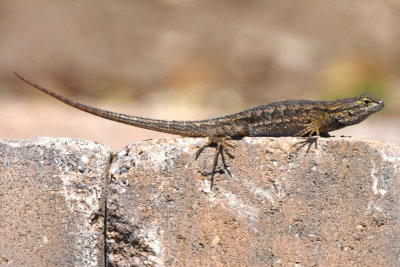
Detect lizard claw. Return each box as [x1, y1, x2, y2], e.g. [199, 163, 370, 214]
[195, 136, 233, 158]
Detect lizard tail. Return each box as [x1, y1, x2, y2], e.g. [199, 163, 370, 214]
[14, 72, 209, 137]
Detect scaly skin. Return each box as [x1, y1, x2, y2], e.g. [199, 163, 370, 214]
[14, 72, 384, 138]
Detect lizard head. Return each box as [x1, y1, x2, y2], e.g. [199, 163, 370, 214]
[332, 94, 384, 126]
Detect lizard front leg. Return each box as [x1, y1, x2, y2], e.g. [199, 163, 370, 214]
[293, 111, 331, 151]
[294, 110, 329, 137]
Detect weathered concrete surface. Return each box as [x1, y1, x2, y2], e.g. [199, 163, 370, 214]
[0, 137, 111, 266]
[1, 137, 399, 266]
[107, 137, 400, 266]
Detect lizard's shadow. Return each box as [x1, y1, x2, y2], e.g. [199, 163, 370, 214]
[293, 137, 319, 152]
[196, 137, 238, 189]
[292, 133, 333, 152]
[211, 147, 233, 189]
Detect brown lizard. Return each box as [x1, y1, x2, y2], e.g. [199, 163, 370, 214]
[15, 72, 384, 185]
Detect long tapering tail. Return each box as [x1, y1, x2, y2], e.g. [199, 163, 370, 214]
[14, 72, 213, 137]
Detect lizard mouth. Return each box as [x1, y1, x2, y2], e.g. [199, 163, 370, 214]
[372, 100, 384, 112]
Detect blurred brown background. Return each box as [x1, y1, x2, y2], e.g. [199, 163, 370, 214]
[0, 0, 399, 150]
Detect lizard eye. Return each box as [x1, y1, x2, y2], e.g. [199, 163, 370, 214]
[360, 97, 372, 105]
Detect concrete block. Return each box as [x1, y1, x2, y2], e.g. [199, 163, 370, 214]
[106, 137, 400, 266]
[0, 137, 111, 266]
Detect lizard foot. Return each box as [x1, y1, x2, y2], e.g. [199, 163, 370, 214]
[196, 136, 234, 188]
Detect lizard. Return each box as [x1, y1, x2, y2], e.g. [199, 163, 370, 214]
[14, 72, 384, 186]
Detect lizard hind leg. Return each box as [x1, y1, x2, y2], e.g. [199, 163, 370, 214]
[195, 136, 234, 188]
